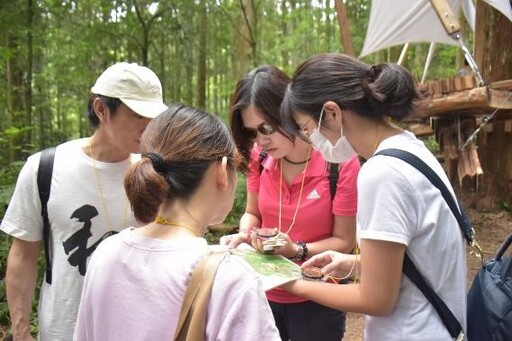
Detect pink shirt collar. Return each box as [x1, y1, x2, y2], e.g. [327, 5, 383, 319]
[261, 148, 328, 180]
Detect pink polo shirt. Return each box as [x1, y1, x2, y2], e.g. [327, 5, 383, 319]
[247, 145, 359, 303]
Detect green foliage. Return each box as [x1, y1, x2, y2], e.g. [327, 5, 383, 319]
[0, 0, 474, 333]
[205, 172, 247, 244]
[0, 0, 465, 161]
[225, 173, 247, 227]
[0, 160, 25, 331]
[497, 201, 512, 213]
[422, 136, 440, 155]
[0, 161, 24, 219]
[0, 235, 11, 329]
[0, 158, 50, 335]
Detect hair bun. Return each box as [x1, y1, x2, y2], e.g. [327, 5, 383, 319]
[364, 63, 419, 121]
[367, 65, 382, 83]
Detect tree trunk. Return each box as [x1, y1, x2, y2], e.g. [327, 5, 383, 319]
[334, 0, 355, 56]
[25, 0, 34, 152]
[233, 0, 256, 81]
[280, 0, 289, 70]
[473, 1, 512, 207]
[6, 33, 25, 162]
[196, 0, 207, 109]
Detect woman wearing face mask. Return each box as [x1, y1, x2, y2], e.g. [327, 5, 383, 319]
[221, 65, 360, 341]
[280, 53, 468, 340]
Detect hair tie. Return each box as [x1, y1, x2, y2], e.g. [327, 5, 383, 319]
[143, 152, 166, 174]
[368, 65, 378, 82]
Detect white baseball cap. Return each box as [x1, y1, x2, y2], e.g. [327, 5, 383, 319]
[91, 62, 168, 118]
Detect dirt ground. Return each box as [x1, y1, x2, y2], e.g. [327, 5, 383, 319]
[342, 196, 512, 341]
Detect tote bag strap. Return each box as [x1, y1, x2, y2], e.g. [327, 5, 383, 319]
[174, 251, 228, 341]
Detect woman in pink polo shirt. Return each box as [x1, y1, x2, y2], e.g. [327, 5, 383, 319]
[222, 65, 360, 341]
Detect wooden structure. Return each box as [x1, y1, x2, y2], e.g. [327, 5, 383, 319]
[336, 1, 512, 207]
[416, 77, 512, 118]
[410, 73, 512, 207]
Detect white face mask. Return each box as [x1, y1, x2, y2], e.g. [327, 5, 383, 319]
[309, 108, 356, 163]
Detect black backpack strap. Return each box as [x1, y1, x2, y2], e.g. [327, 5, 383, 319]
[328, 163, 339, 201]
[258, 150, 268, 174]
[37, 147, 56, 284]
[375, 148, 473, 244]
[374, 148, 465, 340]
[403, 254, 464, 339]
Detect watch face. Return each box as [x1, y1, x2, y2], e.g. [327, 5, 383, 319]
[256, 227, 278, 239]
[301, 266, 324, 281]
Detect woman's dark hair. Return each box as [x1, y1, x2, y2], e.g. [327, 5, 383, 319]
[125, 104, 241, 223]
[281, 53, 421, 133]
[86, 94, 122, 128]
[229, 65, 291, 168]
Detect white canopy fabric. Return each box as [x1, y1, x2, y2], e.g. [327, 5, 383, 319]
[484, 0, 512, 22]
[360, 0, 475, 58]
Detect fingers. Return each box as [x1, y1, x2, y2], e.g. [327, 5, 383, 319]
[250, 234, 265, 252]
[219, 233, 247, 249]
[219, 235, 230, 246]
[321, 261, 341, 277]
[302, 251, 332, 269]
[228, 235, 242, 248]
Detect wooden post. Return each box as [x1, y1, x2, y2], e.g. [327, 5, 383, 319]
[334, 0, 355, 56]
[473, 0, 512, 207]
[429, 0, 461, 35]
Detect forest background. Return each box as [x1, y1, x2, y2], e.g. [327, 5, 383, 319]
[0, 0, 473, 335]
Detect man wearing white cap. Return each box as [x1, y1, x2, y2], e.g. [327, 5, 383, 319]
[1, 62, 167, 341]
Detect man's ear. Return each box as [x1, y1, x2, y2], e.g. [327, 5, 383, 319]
[92, 97, 109, 123]
[216, 156, 229, 191]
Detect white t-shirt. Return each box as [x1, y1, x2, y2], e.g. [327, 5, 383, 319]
[73, 229, 281, 341]
[357, 131, 467, 340]
[0, 138, 140, 341]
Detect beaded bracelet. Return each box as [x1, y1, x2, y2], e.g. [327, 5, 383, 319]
[289, 241, 308, 262]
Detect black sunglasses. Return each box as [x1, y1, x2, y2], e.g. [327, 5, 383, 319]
[244, 122, 277, 140]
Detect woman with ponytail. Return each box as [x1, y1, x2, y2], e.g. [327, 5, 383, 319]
[280, 53, 467, 340]
[74, 104, 280, 340]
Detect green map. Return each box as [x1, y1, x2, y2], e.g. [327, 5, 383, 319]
[231, 248, 302, 290]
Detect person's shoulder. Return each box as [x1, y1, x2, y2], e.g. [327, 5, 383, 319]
[363, 133, 432, 185]
[340, 155, 361, 173]
[55, 138, 86, 152]
[457, 67, 471, 77]
[37, 138, 87, 164]
[89, 229, 127, 262]
[217, 251, 260, 281]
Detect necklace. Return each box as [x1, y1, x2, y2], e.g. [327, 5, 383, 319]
[89, 144, 128, 231]
[283, 156, 311, 165]
[154, 216, 200, 237]
[278, 146, 312, 235]
[373, 126, 386, 155]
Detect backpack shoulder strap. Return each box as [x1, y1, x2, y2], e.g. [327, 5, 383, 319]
[37, 147, 56, 284]
[374, 148, 466, 340]
[374, 148, 473, 244]
[403, 253, 464, 339]
[327, 162, 339, 201]
[258, 150, 268, 174]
